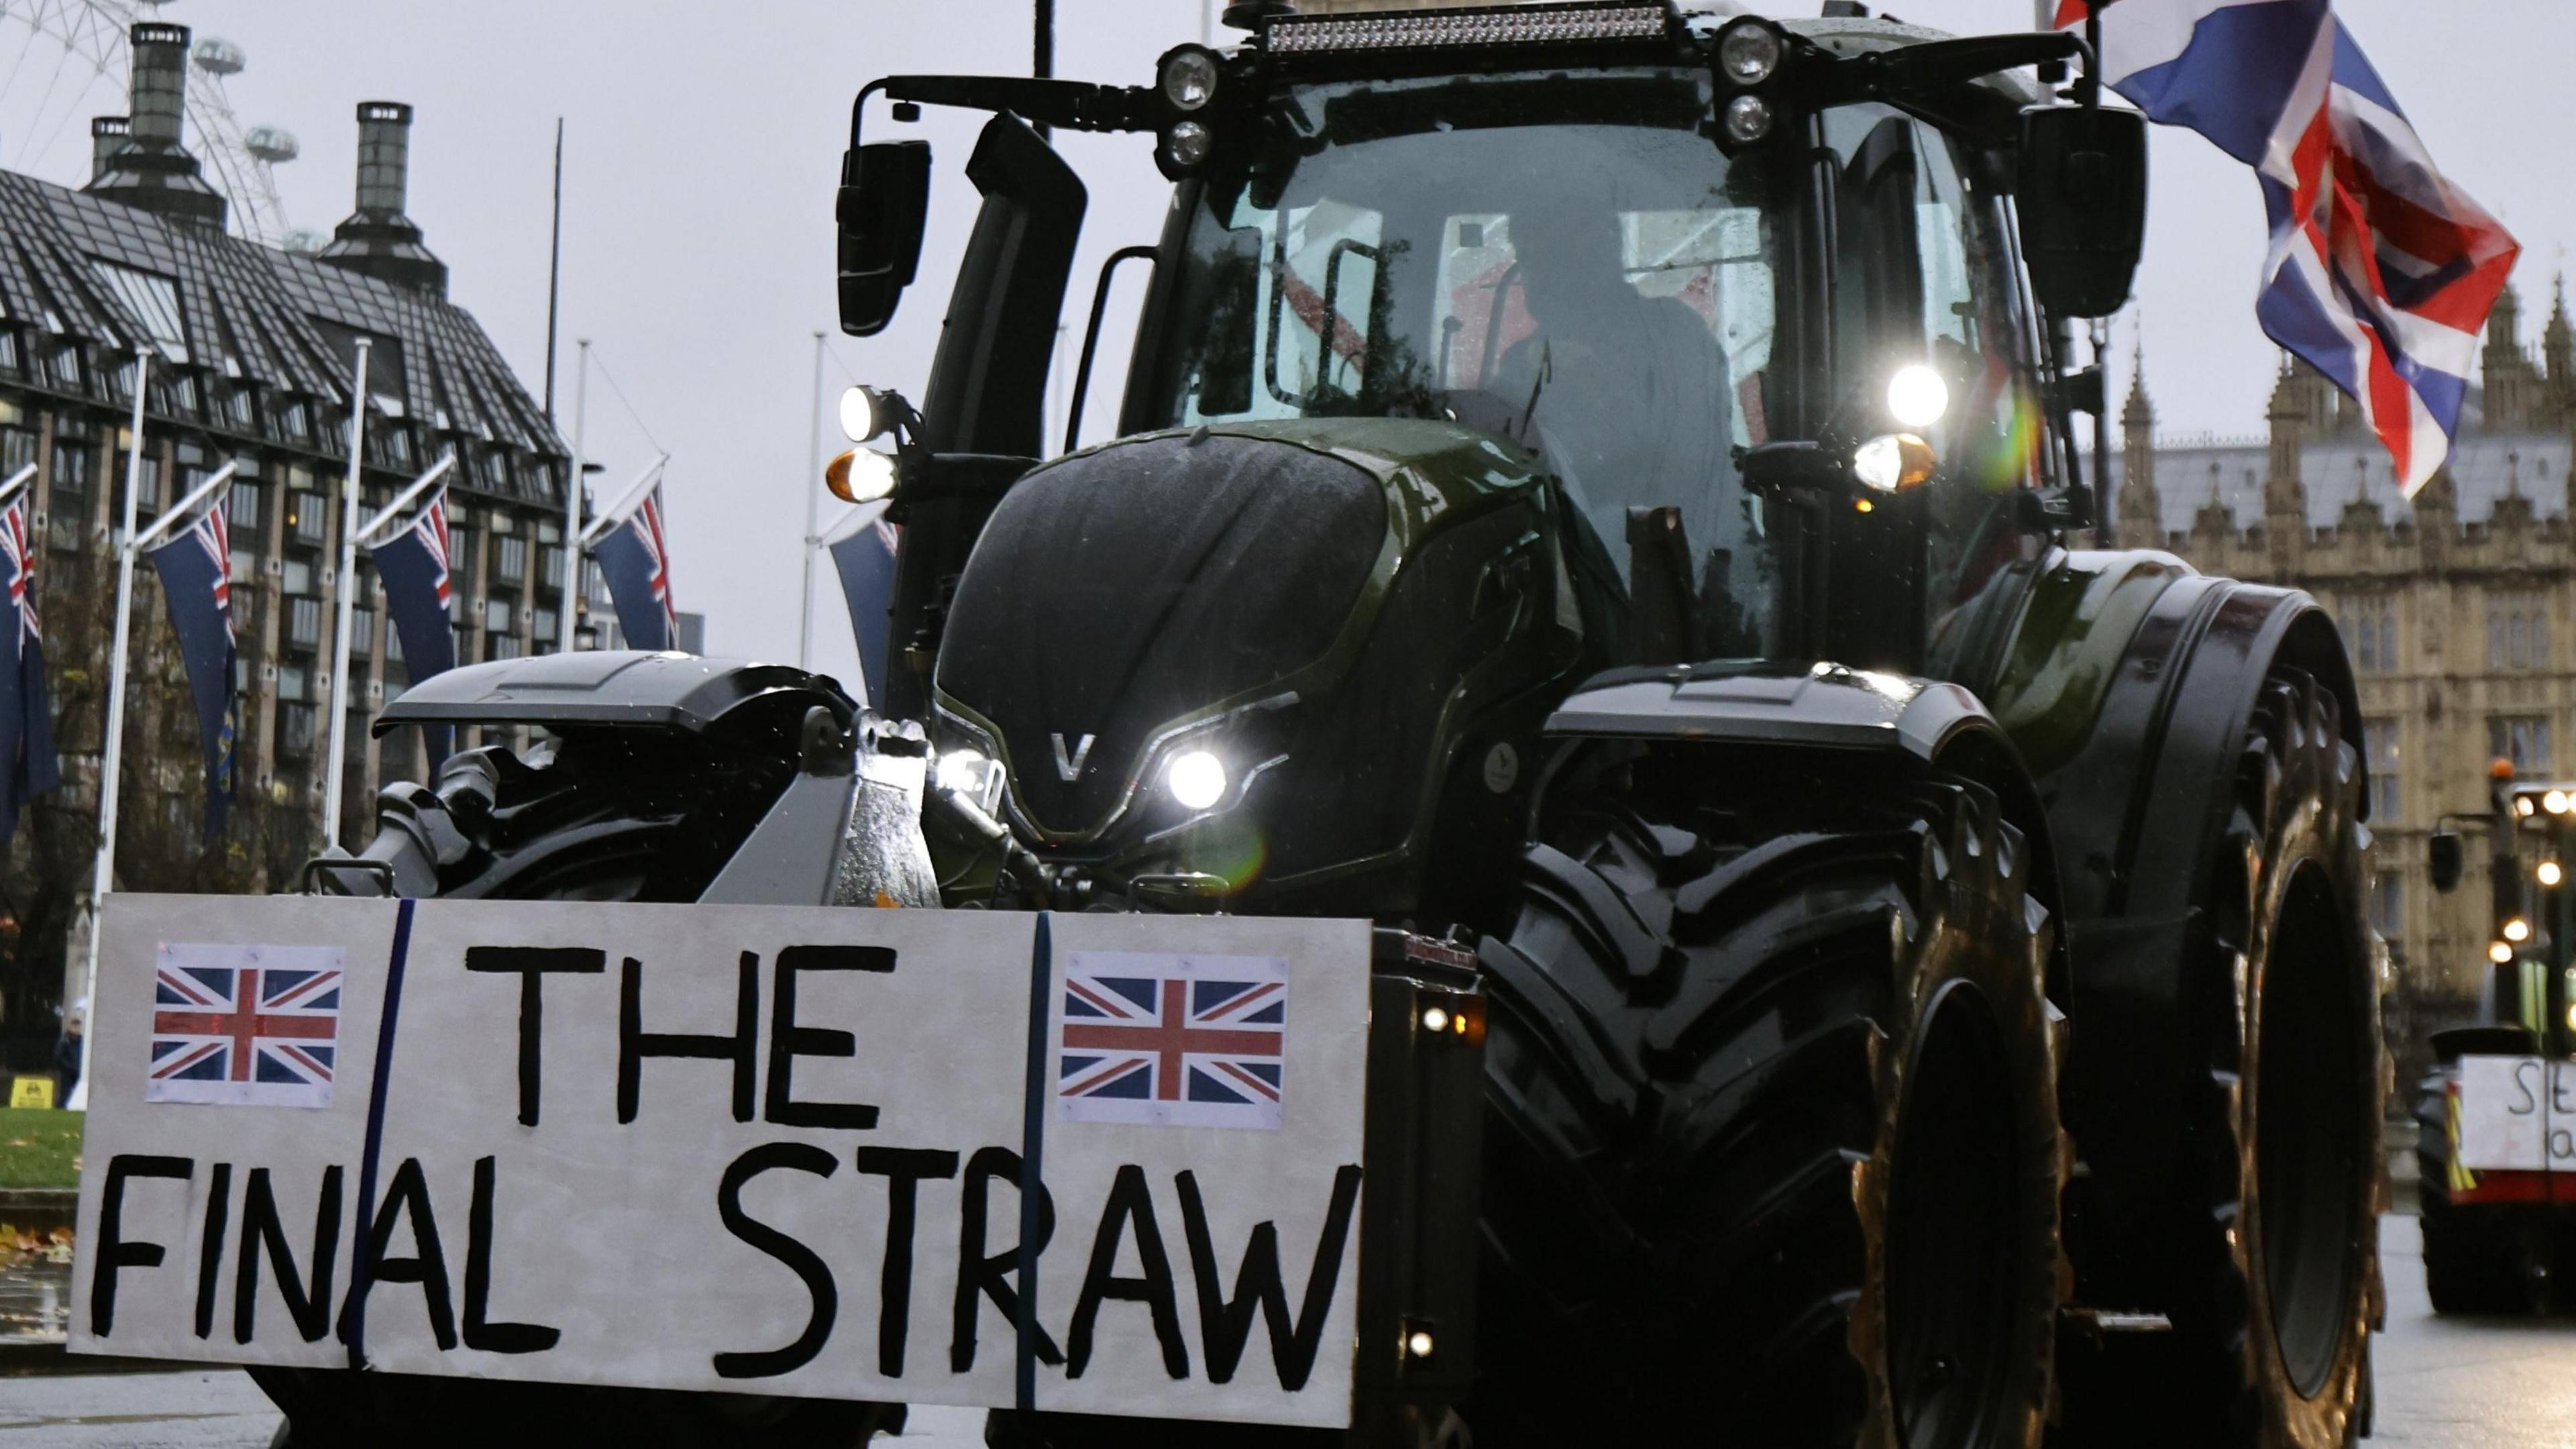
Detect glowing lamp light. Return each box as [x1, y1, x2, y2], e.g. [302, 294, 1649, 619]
[2542, 859, 2565, 888]
[839, 385, 894, 443]
[2491, 941, 2517, 964]
[2547, 789, 2570, 815]
[1167, 750, 1228, 810]
[933, 749, 990, 796]
[1887, 364, 1949, 429]
[826, 447, 898, 504]
[2505, 917, 2532, 943]
[2520, 798, 2538, 818]
[1404, 1330, 1436, 1359]
[1421, 1006, 1451, 1034]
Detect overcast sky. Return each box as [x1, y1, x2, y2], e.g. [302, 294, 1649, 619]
[0, 0, 2565, 685]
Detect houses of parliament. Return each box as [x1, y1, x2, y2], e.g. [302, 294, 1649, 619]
[2108, 279, 2576, 1056]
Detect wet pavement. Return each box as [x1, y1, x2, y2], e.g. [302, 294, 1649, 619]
[0, 1215, 2566, 1446]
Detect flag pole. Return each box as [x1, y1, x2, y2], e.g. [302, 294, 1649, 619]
[559, 339, 589, 654]
[354, 450, 458, 550]
[72, 345, 155, 1111]
[0, 464, 33, 510]
[580, 455, 670, 547]
[800, 330, 824, 671]
[321, 339, 372, 851]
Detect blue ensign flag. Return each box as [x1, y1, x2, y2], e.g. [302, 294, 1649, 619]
[143, 498, 237, 841]
[0, 497, 60, 842]
[596, 487, 678, 653]
[826, 502, 898, 708]
[367, 482, 457, 769]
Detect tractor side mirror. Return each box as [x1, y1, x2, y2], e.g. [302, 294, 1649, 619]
[2016, 105, 2147, 319]
[2428, 828, 2464, 893]
[837, 140, 932, 337]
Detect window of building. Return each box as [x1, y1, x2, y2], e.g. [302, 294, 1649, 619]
[133, 458, 160, 512]
[533, 607, 558, 642]
[483, 599, 511, 634]
[228, 481, 263, 532]
[281, 559, 313, 596]
[288, 492, 327, 545]
[278, 702, 317, 755]
[494, 535, 528, 585]
[450, 529, 478, 594]
[2369, 873, 2402, 939]
[0, 427, 32, 476]
[2489, 596, 2551, 672]
[541, 545, 564, 591]
[2491, 715, 2555, 775]
[287, 597, 323, 651]
[50, 345, 81, 389]
[277, 664, 309, 702]
[48, 437, 88, 498]
[0, 330, 17, 375]
[490, 635, 523, 661]
[2350, 603, 2399, 672]
[2363, 718, 2401, 820]
[229, 549, 256, 583]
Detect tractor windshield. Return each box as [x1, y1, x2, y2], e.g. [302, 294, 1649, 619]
[1136, 67, 2051, 665]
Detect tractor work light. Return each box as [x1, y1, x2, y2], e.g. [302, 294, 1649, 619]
[840, 384, 898, 443]
[2505, 916, 2532, 943]
[2548, 788, 2571, 815]
[1853, 433, 1935, 492]
[1715, 19, 1782, 85]
[2491, 941, 2517, 965]
[1888, 364, 1950, 429]
[1265, 3, 1671, 55]
[1160, 46, 1221, 110]
[1722, 93, 1774, 145]
[826, 447, 898, 504]
[1167, 749, 1228, 810]
[2521, 797, 2539, 817]
[1163, 119, 1216, 170]
[2542, 859, 2564, 888]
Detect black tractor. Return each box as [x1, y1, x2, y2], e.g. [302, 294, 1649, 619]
[267, 5, 2384, 1446]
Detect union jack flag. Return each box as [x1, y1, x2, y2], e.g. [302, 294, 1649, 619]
[143, 497, 237, 839]
[2062, 0, 2518, 493]
[1057, 953, 1287, 1131]
[596, 486, 680, 652]
[367, 481, 458, 767]
[0, 494, 60, 843]
[146, 943, 343, 1110]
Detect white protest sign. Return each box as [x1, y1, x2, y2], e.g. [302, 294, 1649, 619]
[71, 895, 1372, 1429]
[2453, 1054, 2576, 1173]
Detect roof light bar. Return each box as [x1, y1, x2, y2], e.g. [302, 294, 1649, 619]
[1267, 3, 1673, 55]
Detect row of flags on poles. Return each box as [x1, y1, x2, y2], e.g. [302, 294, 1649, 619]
[0, 463, 755, 851]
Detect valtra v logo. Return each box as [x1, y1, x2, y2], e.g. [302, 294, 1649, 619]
[1051, 733, 1095, 782]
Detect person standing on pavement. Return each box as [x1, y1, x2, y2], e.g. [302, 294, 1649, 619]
[52, 1015, 79, 1106]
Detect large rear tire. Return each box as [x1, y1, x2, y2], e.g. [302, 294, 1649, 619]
[1469, 750, 2065, 1446]
[2062, 666, 2380, 1446]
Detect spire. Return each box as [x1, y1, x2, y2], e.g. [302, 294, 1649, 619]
[2122, 340, 2154, 430]
[2544, 274, 2574, 389]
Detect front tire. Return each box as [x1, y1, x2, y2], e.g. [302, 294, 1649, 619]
[1470, 749, 2065, 1446]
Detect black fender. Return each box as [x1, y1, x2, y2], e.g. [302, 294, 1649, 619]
[2030, 573, 2365, 1301]
[374, 650, 857, 741]
[1539, 661, 2067, 967]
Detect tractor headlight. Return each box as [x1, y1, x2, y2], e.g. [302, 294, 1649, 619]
[1167, 749, 1228, 811]
[2491, 941, 2517, 964]
[2506, 916, 2532, 943]
[1717, 20, 1782, 85]
[933, 747, 1007, 813]
[1854, 433, 1936, 492]
[1161, 46, 1221, 111]
[1723, 94, 1774, 145]
[1888, 364, 1950, 429]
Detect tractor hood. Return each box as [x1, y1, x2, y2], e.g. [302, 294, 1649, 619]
[934, 417, 1570, 875]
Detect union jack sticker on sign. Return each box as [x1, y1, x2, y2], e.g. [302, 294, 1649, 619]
[146, 943, 345, 1110]
[1058, 952, 1287, 1131]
